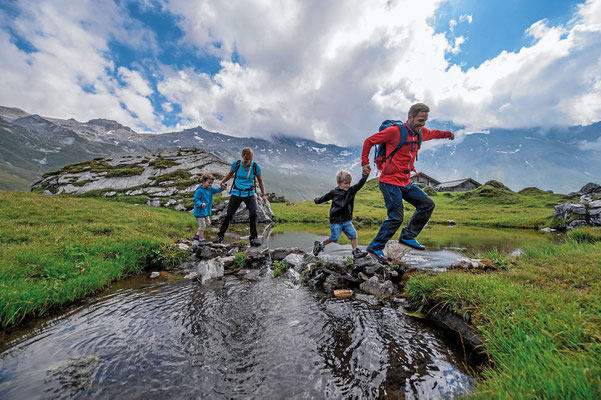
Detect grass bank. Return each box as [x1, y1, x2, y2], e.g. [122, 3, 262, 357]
[405, 227, 601, 398]
[271, 179, 570, 229]
[0, 191, 195, 328]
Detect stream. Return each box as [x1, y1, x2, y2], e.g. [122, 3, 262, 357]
[0, 225, 560, 399]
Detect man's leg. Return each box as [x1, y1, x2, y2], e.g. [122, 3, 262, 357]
[218, 195, 243, 238]
[367, 182, 404, 251]
[243, 196, 259, 240]
[400, 183, 435, 240]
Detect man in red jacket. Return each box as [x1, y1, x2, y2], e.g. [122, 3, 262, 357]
[361, 103, 454, 263]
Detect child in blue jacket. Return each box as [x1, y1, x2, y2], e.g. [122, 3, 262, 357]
[193, 173, 226, 243]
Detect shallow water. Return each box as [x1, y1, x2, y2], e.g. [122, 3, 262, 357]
[0, 273, 475, 399]
[1, 224, 556, 399]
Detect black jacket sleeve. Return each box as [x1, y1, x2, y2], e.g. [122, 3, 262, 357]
[349, 174, 369, 195]
[314, 190, 335, 204]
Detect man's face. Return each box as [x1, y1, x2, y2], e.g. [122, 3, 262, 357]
[408, 111, 428, 133]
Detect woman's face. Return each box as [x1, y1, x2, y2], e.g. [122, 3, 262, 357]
[242, 153, 253, 167]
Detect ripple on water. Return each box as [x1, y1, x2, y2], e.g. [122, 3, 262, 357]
[0, 274, 475, 399]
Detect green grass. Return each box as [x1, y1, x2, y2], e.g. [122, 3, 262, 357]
[404, 233, 601, 399]
[271, 178, 570, 229]
[0, 191, 196, 328]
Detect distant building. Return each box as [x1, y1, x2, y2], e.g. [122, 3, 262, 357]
[410, 172, 441, 187]
[436, 178, 482, 192]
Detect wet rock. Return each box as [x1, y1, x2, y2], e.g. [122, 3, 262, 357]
[334, 289, 353, 299]
[197, 245, 225, 259]
[450, 257, 497, 270]
[359, 276, 394, 296]
[286, 268, 301, 284]
[244, 248, 271, 268]
[358, 272, 369, 281]
[270, 247, 300, 260]
[323, 274, 345, 293]
[184, 271, 198, 280]
[150, 271, 160, 278]
[282, 253, 305, 271]
[307, 272, 326, 289]
[177, 243, 189, 251]
[196, 258, 225, 283]
[221, 256, 236, 269]
[236, 269, 262, 280]
[355, 293, 378, 305]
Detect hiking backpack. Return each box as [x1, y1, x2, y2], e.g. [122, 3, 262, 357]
[373, 120, 422, 173]
[230, 160, 258, 195]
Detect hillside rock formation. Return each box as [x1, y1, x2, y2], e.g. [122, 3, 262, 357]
[31, 147, 274, 223]
[553, 182, 601, 229]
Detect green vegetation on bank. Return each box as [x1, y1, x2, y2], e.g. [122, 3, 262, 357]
[0, 191, 195, 328]
[405, 230, 601, 398]
[271, 179, 570, 229]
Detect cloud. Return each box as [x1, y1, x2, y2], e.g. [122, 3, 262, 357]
[1, 0, 600, 146]
[0, 0, 162, 130]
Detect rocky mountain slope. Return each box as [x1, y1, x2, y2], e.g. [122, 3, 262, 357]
[31, 147, 274, 223]
[2, 105, 601, 197]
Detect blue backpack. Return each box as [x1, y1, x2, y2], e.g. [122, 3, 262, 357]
[373, 120, 422, 172]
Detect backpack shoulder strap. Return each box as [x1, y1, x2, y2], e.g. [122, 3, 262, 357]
[229, 160, 242, 193]
[395, 123, 408, 148]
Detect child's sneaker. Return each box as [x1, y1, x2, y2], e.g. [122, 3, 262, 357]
[192, 234, 200, 241]
[313, 240, 324, 256]
[352, 248, 367, 259]
[399, 238, 426, 251]
[366, 248, 389, 264]
[198, 238, 206, 246]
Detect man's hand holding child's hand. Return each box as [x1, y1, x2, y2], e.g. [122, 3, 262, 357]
[362, 164, 371, 176]
[220, 183, 227, 190]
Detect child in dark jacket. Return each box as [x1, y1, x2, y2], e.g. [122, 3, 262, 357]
[192, 173, 226, 243]
[313, 170, 368, 258]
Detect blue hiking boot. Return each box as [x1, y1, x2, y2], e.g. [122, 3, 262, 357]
[366, 248, 389, 264]
[399, 238, 426, 251]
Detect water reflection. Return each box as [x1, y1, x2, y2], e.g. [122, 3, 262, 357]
[0, 274, 475, 399]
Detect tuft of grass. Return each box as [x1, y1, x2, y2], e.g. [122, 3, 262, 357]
[272, 260, 289, 277]
[0, 191, 196, 328]
[105, 167, 144, 178]
[234, 252, 245, 269]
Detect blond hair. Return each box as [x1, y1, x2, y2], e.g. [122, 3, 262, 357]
[241, 147, 254, 159]
[336, 170, 352, 183]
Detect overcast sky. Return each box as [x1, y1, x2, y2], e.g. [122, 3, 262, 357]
[1, 0, 600, 145]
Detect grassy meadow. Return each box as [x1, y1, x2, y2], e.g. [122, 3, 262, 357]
[405, 228, 601, 399]
[271, 178, 571, 229]
[0, 191, 194, 328]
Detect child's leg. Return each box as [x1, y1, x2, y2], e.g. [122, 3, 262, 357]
[198, 229, 205, 240]
[322, 238, 331, 247]
[350, 238, 358, 249]
[342, 222, 359, 248]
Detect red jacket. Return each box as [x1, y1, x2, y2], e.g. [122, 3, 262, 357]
[361, 122, 453, 186]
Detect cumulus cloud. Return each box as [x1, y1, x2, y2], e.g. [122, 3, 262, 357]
[0, 0, 162, 130]
[1, 0, 600, 145]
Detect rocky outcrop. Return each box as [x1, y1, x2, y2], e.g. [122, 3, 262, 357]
[554, 182, 601, 229]
[31, 146, 275, 223]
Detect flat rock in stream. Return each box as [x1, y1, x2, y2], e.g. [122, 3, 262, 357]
[196, 258, 225, 283]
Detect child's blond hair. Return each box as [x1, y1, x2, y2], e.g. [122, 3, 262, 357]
[336, 170, 352, 184]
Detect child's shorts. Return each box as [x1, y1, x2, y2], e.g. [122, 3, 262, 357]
[329, 221, 358, 242]
[196, 216, 211, 230]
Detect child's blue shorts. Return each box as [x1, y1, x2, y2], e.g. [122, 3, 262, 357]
[329, 221, 358, 242]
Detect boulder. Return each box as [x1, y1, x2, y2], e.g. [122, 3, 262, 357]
[359, 276, 394, 296]
[196, 258, 225, 283]
[567, 220, 587, 230]
[581, 182, 601, 195]
[271, 247, 301, 261]
[385, 241, 412, 264]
